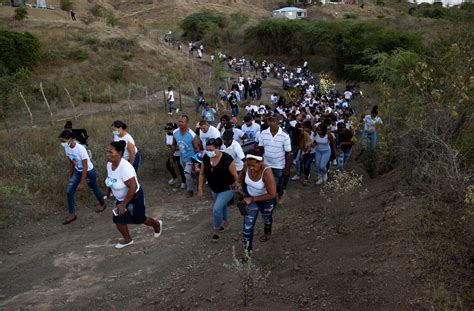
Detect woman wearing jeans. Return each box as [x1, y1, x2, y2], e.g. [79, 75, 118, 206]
[58, 130, 106, 224]
[314, 124, 337, 185]
[238, 150, 277, 254]
[197, 138, 239, 242]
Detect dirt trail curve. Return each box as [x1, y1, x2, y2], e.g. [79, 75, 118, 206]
[0, 170, 421, 309]
[0, 40, 423, 308]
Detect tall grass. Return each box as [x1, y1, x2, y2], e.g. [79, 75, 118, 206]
[0, 112, 189, 220]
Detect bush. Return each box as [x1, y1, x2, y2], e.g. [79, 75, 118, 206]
[60, 0, 73, 11]
[13, 6, 28, 21]
[89, 4, 107, 17]
[180, 10, 227, 42]
[109, 63, 126, 82]
[344, 13, 358, 19]
[106, 13, 119, 27]
[102, 37, 137, 52]
[0, 30, 41, 74]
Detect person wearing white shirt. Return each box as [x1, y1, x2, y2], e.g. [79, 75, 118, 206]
[362, 106, 383, 150]
[58, 130, 106, 225]
[198, 120, 221, 149]
[344, 89, 353, 101]
[105, 141, 163, 249]
[224, 121, 245, 144]
[241, 115, 261, 143]
[112, 120, 140, 172]
[166, 87, 176, 115]
[258, 113, 292, 202]
[222, 130, 245, 172]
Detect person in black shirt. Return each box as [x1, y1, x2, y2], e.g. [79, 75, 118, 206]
[64, 121, 88, 146]
[197, 138, 239, 242]
[335, 122, 354, 172]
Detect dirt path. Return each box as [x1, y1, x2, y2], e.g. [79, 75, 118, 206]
[0, 37, 424, 309]
[0, 167, 423, 309]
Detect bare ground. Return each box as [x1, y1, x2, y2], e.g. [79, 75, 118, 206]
[0, 165, 429, 309]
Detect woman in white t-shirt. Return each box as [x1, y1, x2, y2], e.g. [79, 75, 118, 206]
[112, 120, 140, 172]
[105, 141, 163, 249]
[58, 130, 106, 225]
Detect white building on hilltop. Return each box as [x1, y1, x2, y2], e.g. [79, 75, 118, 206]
[272, 7, 308, 19]
[408, 0, 464, 6]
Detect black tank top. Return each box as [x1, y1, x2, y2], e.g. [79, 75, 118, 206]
[203, 152, 234, 193]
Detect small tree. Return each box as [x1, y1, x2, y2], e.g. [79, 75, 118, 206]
[13, 6, 28, 21]
[60, 0, 73, 11]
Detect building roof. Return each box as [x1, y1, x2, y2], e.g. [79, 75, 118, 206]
[273, 7, 308, 13]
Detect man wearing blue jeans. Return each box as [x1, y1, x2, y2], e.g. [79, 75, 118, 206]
[170, 114, 200, 198]
[258, 113, 292, 203]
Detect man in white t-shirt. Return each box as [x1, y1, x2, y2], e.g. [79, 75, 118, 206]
[198, 120, 221, 150]
[167, 87, 176, 115]
[222, 130, 245, 173]
[344, 89, 353, 101]
[241, 115, 261, 143]
[258, 112, 292, 203]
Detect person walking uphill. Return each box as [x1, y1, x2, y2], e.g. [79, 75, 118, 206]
[112, 120, 140, 173]
[197, 138, 239, 242]
[238, 150, 277, 254]
[258, 112, 292, 204]
[58, 130, 106, 225]
[105, 141, 163, 249]
[170, 114, 200, 198]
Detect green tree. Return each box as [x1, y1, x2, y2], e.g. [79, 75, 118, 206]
[0, 30, 41, 74]
[60, 0, 73, 11]
[13, 6, 28, 21]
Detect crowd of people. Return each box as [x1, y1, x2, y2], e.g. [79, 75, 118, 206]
[58, 59, 382, 255]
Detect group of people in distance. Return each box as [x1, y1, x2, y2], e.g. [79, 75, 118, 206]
[57, 60, 383, 254]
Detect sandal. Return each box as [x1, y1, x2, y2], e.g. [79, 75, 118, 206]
[259, 233, 271, 242]
[95, 205, 107, 213]
[62, 216, 77, 225]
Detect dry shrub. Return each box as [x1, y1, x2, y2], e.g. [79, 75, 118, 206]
[320, 170, 363, 233]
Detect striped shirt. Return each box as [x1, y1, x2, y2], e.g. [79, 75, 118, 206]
[258, 127, 291, 169]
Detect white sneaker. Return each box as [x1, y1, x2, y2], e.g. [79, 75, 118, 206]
[154, 220, 163, 238]
[115, 240, 134, 249]
[323, 173, 328, 182]
[168, 112, 172, 115]
[291, 174, 300, 181]
[176, 108, 179, 113]
[332, 160, 337, 166]
[168, 178, 178, 185]
[315, 176, 323, 185]
[180, 183, 186, 189]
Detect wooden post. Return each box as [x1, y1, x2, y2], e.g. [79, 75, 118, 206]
[178, 85, 183, 112]
[19, 92, 33, 127]
[145, 87, 149, 114]
[40, 82, 54, 126]
[89, 88, 93, 122]
[127, 89, 132, 115]
[190, 81, 197, 97]
[160, 76, 167, 114]
[208, 71, 212, 88]
[108, 84, 113, 117]
[64, 88, 77, 121]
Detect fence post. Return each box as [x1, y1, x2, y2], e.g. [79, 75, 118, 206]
[40, 82, 54, 126]
[64, 87, 77, 121]
[89, 87, 93, 122]
[108, 84, 113, 117]
[19, 92, 34, 127]
[145, 87, 149, 114]
[127, 89, 133, 115]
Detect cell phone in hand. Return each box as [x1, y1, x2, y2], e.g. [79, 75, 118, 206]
[229, 185, 242, 192]
[112, 207, 120, 216]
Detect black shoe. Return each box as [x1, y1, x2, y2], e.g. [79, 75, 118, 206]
[211, 234, 219, 242]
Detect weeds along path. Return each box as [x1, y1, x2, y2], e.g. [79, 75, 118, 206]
[0, 166, 423, 309]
